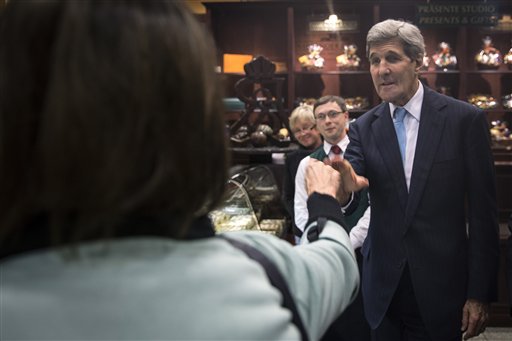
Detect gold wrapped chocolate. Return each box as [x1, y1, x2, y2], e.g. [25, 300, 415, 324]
[490, 120, 511, 144]
[344, 97, 370, 110]
[468, 94, 498, 110]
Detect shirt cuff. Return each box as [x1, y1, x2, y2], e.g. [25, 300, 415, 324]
[340, 191, 354, 213]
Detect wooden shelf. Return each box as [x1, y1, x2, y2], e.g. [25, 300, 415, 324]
[230, 143, 299, 155]
[206, 1, 511, 130]
[420, 70, 460, 74]
[205, 0, 512, 133]
[465, 70, 512, 74]
[294, 70, 370, 75]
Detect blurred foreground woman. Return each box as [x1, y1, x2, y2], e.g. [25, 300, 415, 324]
[0, 1, 359, 340]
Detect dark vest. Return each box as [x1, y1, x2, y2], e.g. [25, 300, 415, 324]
[309, 146, 370, 229]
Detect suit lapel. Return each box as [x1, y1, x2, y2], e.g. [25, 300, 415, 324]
[405, 88, 447, 226]
[371, 104, 408, 211]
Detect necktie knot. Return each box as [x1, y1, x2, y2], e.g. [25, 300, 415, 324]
[330, 145, 342, 155]
[394, 107, 407, 123]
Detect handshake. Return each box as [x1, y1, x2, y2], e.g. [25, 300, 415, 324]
[305, 157, 369, 205]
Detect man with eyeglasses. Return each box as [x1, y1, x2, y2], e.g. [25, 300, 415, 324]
[294, 95, 371, 341]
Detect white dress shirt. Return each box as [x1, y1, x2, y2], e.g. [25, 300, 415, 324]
[294, 135, 370, 248]
[389, 81, 424, 190]
[349, 204, 370, 249]
[295, 136, 349, 232]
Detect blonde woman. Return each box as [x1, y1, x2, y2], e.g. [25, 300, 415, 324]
[282, 103, 322, 236]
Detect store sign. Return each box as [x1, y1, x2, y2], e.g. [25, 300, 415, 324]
[309, 15, 358, 32]
[416, 3, 498, 26]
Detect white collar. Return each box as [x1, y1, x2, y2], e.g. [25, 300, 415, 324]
[389, 80, 424, 122]
[323, 134, 350, 155]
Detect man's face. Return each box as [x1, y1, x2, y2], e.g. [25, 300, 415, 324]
[291, 118, 322, 149]
[369, 39, 420, 106]
[314, 101, 349, 145]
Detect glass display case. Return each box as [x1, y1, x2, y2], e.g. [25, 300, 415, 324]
[210, 165, 286, 236]
[209, 179, 259, 232]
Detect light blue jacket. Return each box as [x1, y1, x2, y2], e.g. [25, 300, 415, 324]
[1, 209, 358, 340]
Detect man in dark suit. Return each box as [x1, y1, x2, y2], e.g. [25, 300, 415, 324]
[339, 19, 499, 340]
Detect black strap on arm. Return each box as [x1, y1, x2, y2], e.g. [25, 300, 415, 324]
[219, 235, 309, 341]
[306, 217, 327, 242]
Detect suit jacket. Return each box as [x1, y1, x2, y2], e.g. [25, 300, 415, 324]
[344, 86, 499, 340]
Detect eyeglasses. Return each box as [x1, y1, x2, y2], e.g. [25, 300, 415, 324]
[315, 110, 344, 121]
[292, 125, 315, 136]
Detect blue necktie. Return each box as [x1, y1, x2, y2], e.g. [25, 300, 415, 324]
[393, 107, 407, 163]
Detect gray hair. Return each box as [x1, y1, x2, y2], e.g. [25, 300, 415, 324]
[366, 19, 425, 64]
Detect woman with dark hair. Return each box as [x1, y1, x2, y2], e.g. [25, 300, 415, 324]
[0, 1, 360, 340]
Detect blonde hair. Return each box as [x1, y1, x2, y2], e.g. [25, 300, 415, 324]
[289, 103, 315, 131]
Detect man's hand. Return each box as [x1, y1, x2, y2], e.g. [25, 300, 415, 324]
[323, 156, 369, 204]
[305, 158, 341, 198]
[461, 299, 489, 340]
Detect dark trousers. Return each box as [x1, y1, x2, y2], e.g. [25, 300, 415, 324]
[321, 249, 371, 341]
[371, 265, 463, 341]
[371, 265, 431, 341]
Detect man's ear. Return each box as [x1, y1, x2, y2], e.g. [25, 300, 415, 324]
[414, 57, 423, 72]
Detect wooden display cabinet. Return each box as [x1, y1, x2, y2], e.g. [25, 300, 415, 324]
[204, 0, 511, 124]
